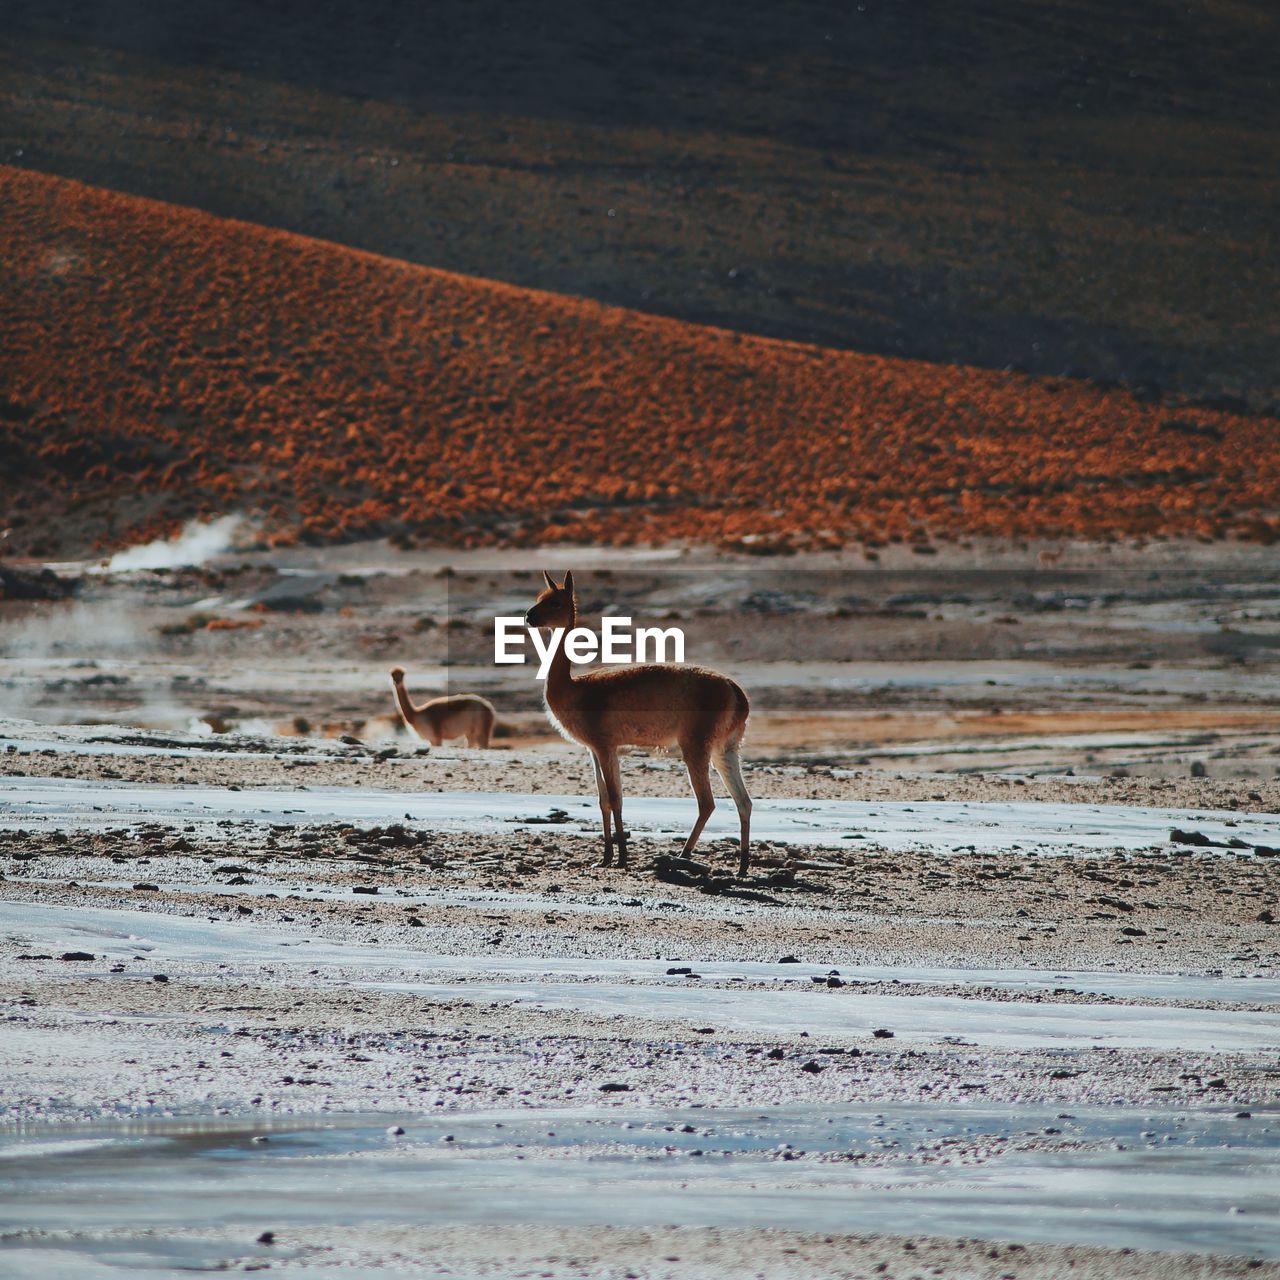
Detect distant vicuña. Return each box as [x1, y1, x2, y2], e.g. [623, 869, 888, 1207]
[390, 668, 496, 748]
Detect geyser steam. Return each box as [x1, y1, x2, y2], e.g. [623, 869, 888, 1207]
[104, 516, 243, 572]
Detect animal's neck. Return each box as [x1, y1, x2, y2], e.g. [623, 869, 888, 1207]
[392, 680, 420, 726]
[543, 606, 576, 708]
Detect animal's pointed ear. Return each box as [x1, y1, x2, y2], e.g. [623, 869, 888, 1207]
[542, 569, 557, 591]
[563, 570, 575, 596]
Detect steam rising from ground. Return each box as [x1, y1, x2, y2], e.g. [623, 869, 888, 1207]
[0, 602, 148, 660]
[104, 516, 243, 572]
[0, 601, 158, 720]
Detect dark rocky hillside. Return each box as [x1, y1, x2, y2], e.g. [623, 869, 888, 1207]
[3, 0, 1278, 406]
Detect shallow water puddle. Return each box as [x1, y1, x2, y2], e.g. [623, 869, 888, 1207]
[2, 775, 1275, 854]
[1, 1104, 1277, 1269]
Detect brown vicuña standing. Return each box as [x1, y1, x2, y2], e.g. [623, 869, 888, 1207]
[390, 668, 496, 747]
[525, 571, 752, 875]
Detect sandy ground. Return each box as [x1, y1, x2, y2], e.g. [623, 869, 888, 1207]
[6, 1224, 1271, 1280]
[205, 1225, 1280, 1280]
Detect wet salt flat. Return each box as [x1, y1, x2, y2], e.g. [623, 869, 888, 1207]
[2, 774, 1275, 854]
[7, 899, 1279, 1006]
[2, 1104, 1278, 1276]
[3, 902, 1276, 1053]
[375, 979, 1278, 1051]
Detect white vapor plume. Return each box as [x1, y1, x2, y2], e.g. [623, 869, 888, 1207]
[103, 516, 244, 572]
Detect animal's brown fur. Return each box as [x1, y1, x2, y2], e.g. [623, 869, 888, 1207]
[390, 668, 496, 748]
[525, 570, 752, 874]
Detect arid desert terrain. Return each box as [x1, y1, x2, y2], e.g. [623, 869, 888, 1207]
[3, 2, 1280, 1270]
[2, 536, 1278, 1277]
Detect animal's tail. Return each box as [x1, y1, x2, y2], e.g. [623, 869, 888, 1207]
[727, 678, 750, 745]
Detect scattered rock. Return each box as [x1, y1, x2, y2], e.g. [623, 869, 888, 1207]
[519, 808, 571, 825]
[599, 1081, 631, 1093]
[1169, 828, 1218, 847]
[872, 1028, 895, 1039]
[59, 951, 94, 961]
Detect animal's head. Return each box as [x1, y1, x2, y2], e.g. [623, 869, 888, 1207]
[525, 569, 576, 629]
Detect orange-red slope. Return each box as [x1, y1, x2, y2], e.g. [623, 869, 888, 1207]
[1, 165, 1275, 556]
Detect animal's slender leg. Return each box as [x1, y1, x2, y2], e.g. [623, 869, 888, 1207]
[681, 747, 716, 858]
[601, 750, 627, 867]
[591, 750, 614, 865]
[713, 743, 752, 876]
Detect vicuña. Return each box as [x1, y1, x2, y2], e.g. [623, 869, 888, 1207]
[524, 571, 752, 874]
[390, 668, 496, 748]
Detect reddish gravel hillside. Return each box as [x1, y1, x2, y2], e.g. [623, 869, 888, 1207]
[2, 166, 1276, 557]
